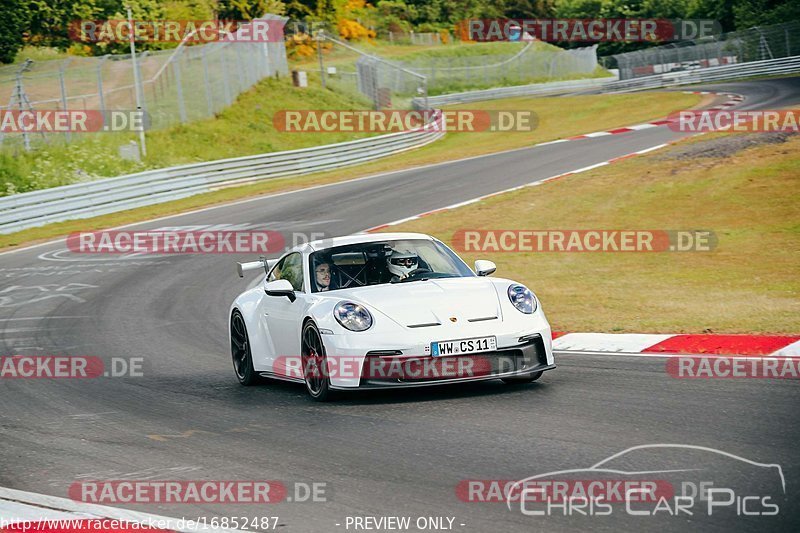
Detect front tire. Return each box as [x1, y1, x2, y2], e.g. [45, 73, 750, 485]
[231, 310, 260, 386]
[501, 371, 543, 385]
[301, 321, 337, 402]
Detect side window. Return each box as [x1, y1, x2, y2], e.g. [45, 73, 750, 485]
[269, 253, 304, 292]
[267, 258, 282, 282]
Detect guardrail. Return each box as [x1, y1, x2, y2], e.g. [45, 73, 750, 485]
[414, 77, 616, 107]
[0, 124, 444, 234]
[413, 55, 800, 106]
[595, 55, 800, 93]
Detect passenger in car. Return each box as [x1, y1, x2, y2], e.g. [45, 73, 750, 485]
[314, 262, 333, 292]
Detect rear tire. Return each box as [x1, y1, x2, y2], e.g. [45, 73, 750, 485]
[230, 310, 260, 386]
[301, 321, 338, 402]
[501, 371, 543, 385]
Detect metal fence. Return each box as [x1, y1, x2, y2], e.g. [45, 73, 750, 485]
[0, 116, 445, 234]
[0, 14, 289, 150]
[390, 42, 598, 95]
[413, 55, 800, 107]
[612, 21, 800, 79]
[414, 76, 617, 107]
[313, 32, 429, 111]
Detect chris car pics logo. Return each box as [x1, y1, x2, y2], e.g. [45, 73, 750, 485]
[504, 444, 785, 518]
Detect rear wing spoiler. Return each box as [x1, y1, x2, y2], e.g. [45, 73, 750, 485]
[236, 257, 277, 278]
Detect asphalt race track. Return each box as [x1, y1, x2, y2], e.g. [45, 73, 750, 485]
[1, 77, 799, 532]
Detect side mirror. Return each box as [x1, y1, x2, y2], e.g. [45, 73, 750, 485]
[474, 260, 496, 277]
[265, 279, 296, 302]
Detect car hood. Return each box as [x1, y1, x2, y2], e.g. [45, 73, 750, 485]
[336, 277, 502, 328]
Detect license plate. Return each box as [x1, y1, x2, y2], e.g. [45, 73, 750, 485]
[431, 336, 497, 357]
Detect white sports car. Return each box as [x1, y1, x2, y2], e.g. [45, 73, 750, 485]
[230, 233, 555, 401]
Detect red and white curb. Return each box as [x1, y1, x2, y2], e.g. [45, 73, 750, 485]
[557, 92, 744, 141]
[564, 120, 672, 141]
[0, 486, 236, 532]
[552, 332, 800, 357]
[684, 91, 746, 111]
[699, 92, 746, 111]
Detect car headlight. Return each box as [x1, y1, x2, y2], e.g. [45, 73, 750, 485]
[334, 301, 373, 331]
[507, 284, 537, 314]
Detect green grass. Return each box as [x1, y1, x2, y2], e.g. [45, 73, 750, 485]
[293, 40, 574, 66]
[0, 90, 700, 251]
[380, 41, 539, 60]
[385, 91, 700, 164]
[0, 76, 374, 195]
[11, 46, 71, 64]
[382, 134, 800, 334]
[425, 66, 612, 96]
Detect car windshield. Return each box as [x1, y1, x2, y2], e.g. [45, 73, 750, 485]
[309, 239, 474, 292]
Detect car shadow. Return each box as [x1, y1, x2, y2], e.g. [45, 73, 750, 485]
[273, 377, 552, 406]
[124, 366, 553, 407]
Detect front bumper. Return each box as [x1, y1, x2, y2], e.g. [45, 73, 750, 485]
[331, 335, 555, 390]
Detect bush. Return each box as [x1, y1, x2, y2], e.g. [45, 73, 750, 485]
[338, 19, 376, 41]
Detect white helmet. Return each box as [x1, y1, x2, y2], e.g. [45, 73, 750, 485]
[387, 249, 419, 279]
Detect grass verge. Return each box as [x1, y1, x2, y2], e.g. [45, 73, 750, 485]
[0, 76, 373, 195]
[0, 91, 700, 251]
[379, 133, 800, 334]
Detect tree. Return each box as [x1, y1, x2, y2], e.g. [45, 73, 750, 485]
[552, 0, 696, 55]
[505, 0, 557, 18]
[732, 0, 800, 29]
[27, 0, 103, 49]
[217, 0, 287, 19]
[0, 0, 31, 63]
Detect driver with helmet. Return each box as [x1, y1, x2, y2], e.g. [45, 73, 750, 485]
[387, 249, 419, 282]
